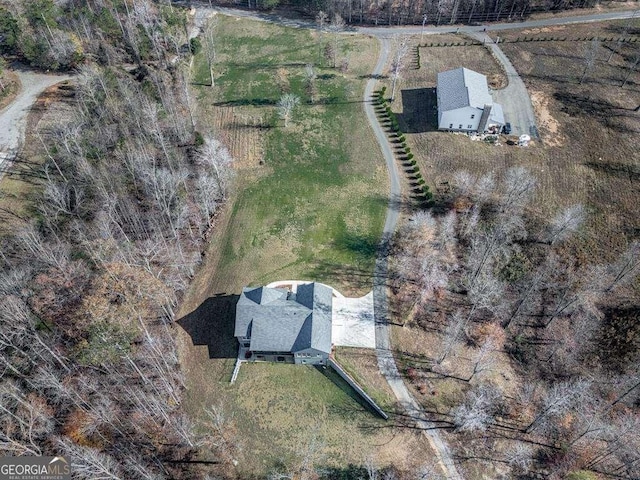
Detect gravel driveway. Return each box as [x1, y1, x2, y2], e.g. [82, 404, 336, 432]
[470, 32, 538, 137]
[0, 69, 71, 174]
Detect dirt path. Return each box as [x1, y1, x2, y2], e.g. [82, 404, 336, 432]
[0, 69, 71, 175]
[364, 38, 464, 480]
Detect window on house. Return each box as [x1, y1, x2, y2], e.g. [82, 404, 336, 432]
[459, 124, 463, 129]
[277, 356, 285, 362]
[468, 125, 473, 129]
[449, 123, 453, 129]
[471, 114, 475, 119]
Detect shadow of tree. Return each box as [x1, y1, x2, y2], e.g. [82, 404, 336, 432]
[176, 294, 240, 359]
[553, 90, 640, 133]
[310, 261, 374, 291]
[397, 87, 438, 133]
[584, 160, 640, 182]
[213, 98, 278, 107]
[334, 231, 379, 259]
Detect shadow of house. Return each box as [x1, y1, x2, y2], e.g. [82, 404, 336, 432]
[397, 87, 438, 133]
[177, 294, 240, 359]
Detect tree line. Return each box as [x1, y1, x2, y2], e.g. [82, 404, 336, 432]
[392, 167, 639, 479]
[190, 0, 602, 26]
[1, 0, 237, 478]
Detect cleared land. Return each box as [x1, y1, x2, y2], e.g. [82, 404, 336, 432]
[188, 18, 387, 300]
[177, 16, 436, 475]
[388, 21, 639, 265]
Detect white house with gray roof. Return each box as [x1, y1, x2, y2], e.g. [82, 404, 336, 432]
[235, 282, 333, 365]
[437, 67, 505, 133]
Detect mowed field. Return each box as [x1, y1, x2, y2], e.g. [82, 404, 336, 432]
[176, 15, 436, 475]
[188, 16, 387, 300]
[387, 21, 639, 266]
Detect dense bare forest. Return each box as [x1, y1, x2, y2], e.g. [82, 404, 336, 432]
[1, 0, 638, 479]
[201, 0, 606, 25]
[0, 0, 236, 477]
[392, 168, 639, 479]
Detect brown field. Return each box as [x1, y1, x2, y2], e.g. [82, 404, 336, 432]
[384, 20, 640, 266]
[415, 34, 508, 89]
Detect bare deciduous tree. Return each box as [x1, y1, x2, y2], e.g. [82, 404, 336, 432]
[329, 13, 345, 68]
[277, 93, 300, 127]
[58, 437, 123, 480]
[390, 36, 409, 102]
[452, 384, 500, 432]
[203, 17, 217, 87]
[304, 63, 317, 103]
[580, 38, 600, 84]
[196, 137, 234, 198]
[546, 203, 585, 245]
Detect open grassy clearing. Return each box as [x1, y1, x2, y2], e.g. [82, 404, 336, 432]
[176, 16, 436, 474]
[189, 17, 387, 299]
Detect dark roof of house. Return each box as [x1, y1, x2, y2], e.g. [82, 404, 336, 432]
[437, 67, 494, 111]
[235, 283, 333, 354]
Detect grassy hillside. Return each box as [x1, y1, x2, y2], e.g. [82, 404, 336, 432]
[177, 15, 429, 476]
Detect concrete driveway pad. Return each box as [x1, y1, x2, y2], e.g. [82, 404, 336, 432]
[332, 292, 375, 349]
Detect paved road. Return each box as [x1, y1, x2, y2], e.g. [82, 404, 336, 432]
[360, 9, 639, 35]
[469, 32, 538, 137]
[0, 69, 70, 175]
[365, 39, 463, 480]
[183, 1, 638, 36]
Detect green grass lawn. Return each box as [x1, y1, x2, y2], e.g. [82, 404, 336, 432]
[177, 16, 410, 475]
[190, 16, 386, 297]
[231, 363, 387, 472]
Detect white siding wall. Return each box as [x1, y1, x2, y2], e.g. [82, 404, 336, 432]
[438, 106, 482, 131]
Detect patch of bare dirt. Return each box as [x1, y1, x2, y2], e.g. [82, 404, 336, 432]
[520, 25, 567, 35]
[0, 70, 20, 110]
[210, 104, 267, 173]
[530, 89, 565, 147]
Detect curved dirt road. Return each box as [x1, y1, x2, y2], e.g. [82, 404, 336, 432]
[0, 69, 71, 174]
[365, 39, 464, 480]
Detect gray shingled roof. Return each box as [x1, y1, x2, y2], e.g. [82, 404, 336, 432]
[235, 283, 333, 354]
[297, 283, 332, 354]
[437, 67, 493, 111]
